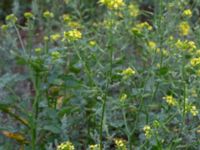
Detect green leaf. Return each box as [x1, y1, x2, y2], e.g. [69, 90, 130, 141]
[42, 125, 61, 134]
[0, 73, 25, 88]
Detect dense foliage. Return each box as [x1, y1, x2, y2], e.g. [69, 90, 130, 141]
[0, 0, 200, 150]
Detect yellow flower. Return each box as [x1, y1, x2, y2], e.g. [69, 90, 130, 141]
[114, 138, 127, 150]
[188, 41, 196, 50]
[163, 95, 177, 106]
[51, 51, 61, 60]
[190, 57, 200, 66]
[196, 70, 200, 76]
[175, 39, 196, 51]
[148, 41, 156, 49]
[190, 105, 198, 116]
[43, 11, 54, 18]
[182, 9, 192, 18]
[178, 21, 190, 36]
[44, 36, 49, 41]
[122, 67, 136, 77]
[64, 29, 82, 42]
[128, 4, 139, 17]
[57, 141, 74, 150]
[136, 22, 152, 30]
[50, 33, 61, 42]
[62, 14, 71, 22]
[24, 12, 34, 19]
[89, 40, 97, 47]
[89, 144, 100, 150]
[6, 14, 17, 24]
[143, 125, 152, 139]
[68, 21, 82, 29]
[102, 19, 116, 29]
[99, 0, 125, 10]
[120, 93, 127, 102]
[1, 24, 9, 31]
[35, 48, 42, 53]
[132, 22, 152, 35]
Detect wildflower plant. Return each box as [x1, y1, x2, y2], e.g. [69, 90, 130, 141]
[0, 0, 199, 150]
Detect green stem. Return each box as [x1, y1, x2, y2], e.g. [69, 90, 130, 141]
[14, 25, 26, 55]
[31, 73, 40, 150]
[100, 45, 113, 150]
[122, 108, 132, 149]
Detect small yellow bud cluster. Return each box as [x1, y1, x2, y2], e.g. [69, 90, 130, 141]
[89, 40, 97, 47]
[163, 95, 177, 106]
[148, 41, 156, 49]
[1, 24, 9, 31]
[120, 93, 127, 102]
[178, 21, 190, 36]
[57, 141, 75, 150]
[190, 57, 200, 66]
[89, 144, 100, 150]
[190, 105, 198, 116]
[64, 29, 82, 42]
[182, 9, 192, 18]
[99, 0, 125, 10]
[43, 11, 54, 18]
[62, 14, 71, 23]
[114, 138, 127, 150]
[175, 39, 196, 52]
[132, 22, 152, 35]
[35, 48, 42, 53]
[50, 33, 61, 42]
[185, 103, 198, 116]
[143, 125, 152, 139]
[6, 14, 18, 24]
[121, 67, 136, 77]
[51, 51, 61, 60]
[128, 4, 139, 17]
[24, 12, 34, 19]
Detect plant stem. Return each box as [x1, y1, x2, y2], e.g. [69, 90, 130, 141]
[100, 45, 113, 150]
[31, 73, 40, 150]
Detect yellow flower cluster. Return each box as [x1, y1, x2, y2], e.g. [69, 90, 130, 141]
[89, 144, 100, 150]
[182, 9, 192, 18]
[163, 95, 177, 106]
[89, 40, 97, 47]
[6, 14, 18, 24]
[155, 48, 169, 56]
[190, 57, 200, 66]
[50, 33, 61, 42]
[132, 22, 152, 35]
[57, 141, 74, 150]
[121, 67, 136, 77]
[102, 19, 117, 29]
[1, 24, 9, 31]
[190, 105, 198, 116]
[120, 93, 127, 102]
[175, 39, 196, 51]
[178, 21, 190, 36]
[99, 0, 125, 10]
[148, 41, 156, 49]
[24, 12, 34, 19]
[43, 11, 54, 18]
[68, 21, 82, 29]
[35, 48, 42, 53]
[51, 51, 61, 60]
[185, 103, 199, 116]
[128, 4, 139, 17]
[114, 138, 127, 150]
[64, 29, 82, 42]
[143, 125, 152, 139]
[62, 14, 71, 23]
